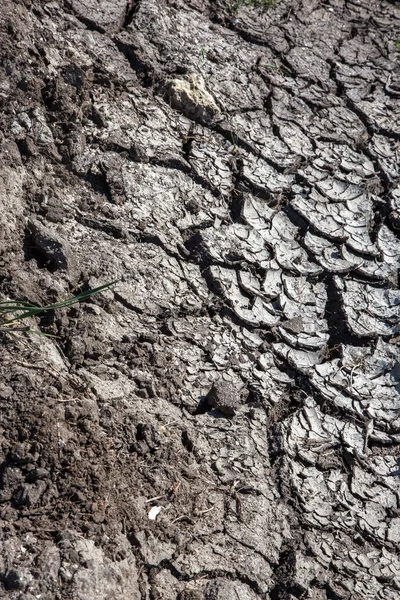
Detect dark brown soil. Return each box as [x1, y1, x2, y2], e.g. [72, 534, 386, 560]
[0, 0, 400, 598]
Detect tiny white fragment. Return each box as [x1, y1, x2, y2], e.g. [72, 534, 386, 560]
[148, 506, 163, 521]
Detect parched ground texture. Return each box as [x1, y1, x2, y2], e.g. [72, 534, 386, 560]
[0, 0, 400, 598]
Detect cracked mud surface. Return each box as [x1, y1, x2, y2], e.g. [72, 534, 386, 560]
[0, 0, 400, 598]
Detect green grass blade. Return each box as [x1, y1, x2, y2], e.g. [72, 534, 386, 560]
[0, 326, 30, 332]
[0, 280, 118, 327]
[26, 329, 60, 338]
[0, 301, 38, 307]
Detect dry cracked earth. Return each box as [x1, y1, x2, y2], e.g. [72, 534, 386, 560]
[0, 0, 400, 598]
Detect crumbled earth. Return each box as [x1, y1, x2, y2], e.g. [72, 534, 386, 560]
[0, 0, 399, 598]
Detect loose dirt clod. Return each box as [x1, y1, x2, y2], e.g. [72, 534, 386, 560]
[205, 380, 243, 416]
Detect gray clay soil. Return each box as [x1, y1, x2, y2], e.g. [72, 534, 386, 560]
[0, 0, 400, 598]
